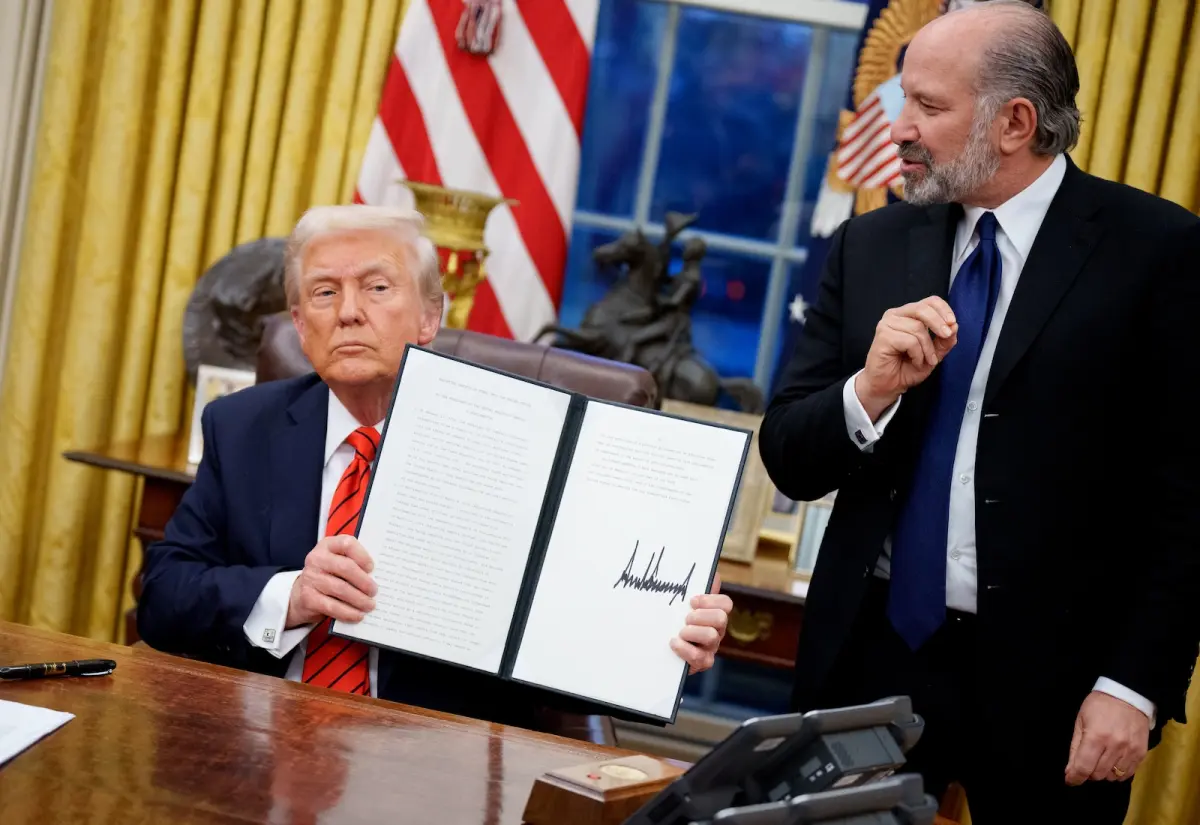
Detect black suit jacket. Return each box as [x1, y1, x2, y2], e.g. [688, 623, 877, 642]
[138, 374, 620, 730]
[761, 159, 1200, 734]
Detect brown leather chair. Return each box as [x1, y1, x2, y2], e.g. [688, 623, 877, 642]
[258, 313, 658, 407]
[256, 313, 659, 746]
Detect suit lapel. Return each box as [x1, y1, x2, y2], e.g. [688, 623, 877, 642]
[983, 163, 1102, 406]
[268, 379, 329, 569]
[894, 203, 960, 425]
[905, 202, 960, 306]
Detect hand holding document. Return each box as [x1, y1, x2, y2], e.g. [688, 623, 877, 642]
[0, 699, 73, 765]
[333, 346, 750, 722]
[670, 574, 733, 675]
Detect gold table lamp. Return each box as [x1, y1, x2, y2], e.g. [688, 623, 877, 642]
[402, 181, 516, 329]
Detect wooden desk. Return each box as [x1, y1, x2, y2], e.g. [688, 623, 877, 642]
[64, 434, 194, 643]
[716, 554, 807, 670]
[0, 621, 628, 824]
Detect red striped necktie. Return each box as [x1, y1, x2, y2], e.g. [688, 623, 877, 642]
[301, 425, 379, 695]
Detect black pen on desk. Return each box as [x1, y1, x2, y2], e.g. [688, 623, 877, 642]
[0, 659, 117, 681]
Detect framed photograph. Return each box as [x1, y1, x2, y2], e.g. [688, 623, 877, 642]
[660, 400, 771, 564]
[758, 486, 805, 548]
[757, 487, 836, 579]
[188, 364, 257, 466]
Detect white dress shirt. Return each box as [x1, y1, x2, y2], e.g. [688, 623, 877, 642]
[841, 153, 1155, 725]
[242, 392, 383, 696]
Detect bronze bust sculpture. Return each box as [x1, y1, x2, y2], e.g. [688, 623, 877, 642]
[182, 238, 288, 384]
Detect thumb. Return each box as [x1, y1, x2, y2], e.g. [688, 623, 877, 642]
[1066, 712, 1083, 775]
[711, 572, 722, 595]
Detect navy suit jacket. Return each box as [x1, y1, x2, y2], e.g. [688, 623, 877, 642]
[138, 374, 605, 728]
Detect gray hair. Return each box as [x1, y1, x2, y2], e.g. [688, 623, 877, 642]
[967, 0, 1081, 156]
[284, 204, 443, 309]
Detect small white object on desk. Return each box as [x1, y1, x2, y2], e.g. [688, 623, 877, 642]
[0, 698, 74, 765]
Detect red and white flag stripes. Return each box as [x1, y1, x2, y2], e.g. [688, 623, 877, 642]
[355, 0, 600, 340]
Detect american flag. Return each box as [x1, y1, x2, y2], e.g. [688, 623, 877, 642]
[836, 89, 902, 191]
[355, 0, 599, 340]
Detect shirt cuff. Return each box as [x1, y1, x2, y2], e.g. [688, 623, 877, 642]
[243, 571, 312, 659]
[1094, 677, 1157, 729]
[842, 371, 901, 451]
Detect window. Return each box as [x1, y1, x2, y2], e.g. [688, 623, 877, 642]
[560, 0, 868, 390]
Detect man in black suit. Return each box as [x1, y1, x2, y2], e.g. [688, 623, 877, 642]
[138, 204, 733, 730]
[760, 3, 1199, 822]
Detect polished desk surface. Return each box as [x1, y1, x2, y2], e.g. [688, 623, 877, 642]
[0, 622, 630, 824]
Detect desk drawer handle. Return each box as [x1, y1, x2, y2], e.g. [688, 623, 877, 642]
[728, 609, 774, 644]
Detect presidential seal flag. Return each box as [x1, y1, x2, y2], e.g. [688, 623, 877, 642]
[769, 0, 1044, 392]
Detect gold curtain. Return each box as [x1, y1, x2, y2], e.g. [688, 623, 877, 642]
[0, 0, 406, 642]
[1052, 5, 1199, 823]
[1053, 0, 1200, 212]
[954, 4, 1200, 824]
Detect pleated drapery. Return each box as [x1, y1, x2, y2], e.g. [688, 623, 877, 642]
[1053, 0, 1200, 212]
[1037, 5, 1198, 823]
[0, 0, 52, 390]
[0, 0, 406, 642]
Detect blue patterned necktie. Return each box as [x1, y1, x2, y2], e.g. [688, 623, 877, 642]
[887, 211, 1003, 650]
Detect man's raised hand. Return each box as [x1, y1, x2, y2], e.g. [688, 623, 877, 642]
[855, 296, 958, 421]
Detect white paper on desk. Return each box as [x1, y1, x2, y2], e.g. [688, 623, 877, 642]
[0, 698, 73, 765]
[339, 347, 573, 674]
[511, 401, 749, 720]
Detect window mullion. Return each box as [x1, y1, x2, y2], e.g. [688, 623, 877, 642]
[632, 2, 681, 226]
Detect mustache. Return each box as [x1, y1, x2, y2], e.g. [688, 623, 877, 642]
[898, 141, 934, 165]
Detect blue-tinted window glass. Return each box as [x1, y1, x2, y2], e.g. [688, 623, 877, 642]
[678, 249, 769, 383]
[560, 225, 767, 387]
[557, 225, 623, 331]
[795, 29, 861, 242]
[573, 0, 667, 218]
[650, 9, 812, 240]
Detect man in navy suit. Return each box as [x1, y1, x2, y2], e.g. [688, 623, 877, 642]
[138, 205, 733, 728]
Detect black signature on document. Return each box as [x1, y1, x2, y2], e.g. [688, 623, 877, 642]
[613, 541, 695, 606]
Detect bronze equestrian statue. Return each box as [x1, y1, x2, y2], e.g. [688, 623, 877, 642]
[535, 213, 764, 413]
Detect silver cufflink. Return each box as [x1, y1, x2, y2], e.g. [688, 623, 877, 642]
[263, 629, 277, 644]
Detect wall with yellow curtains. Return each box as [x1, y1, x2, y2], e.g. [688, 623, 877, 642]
[1049, 5, 1199, 825]
[0, 0, 407, 643]
[1054, 0, 1200, 212]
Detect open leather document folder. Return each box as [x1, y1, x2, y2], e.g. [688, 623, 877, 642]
[333, 346, 751, 722]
